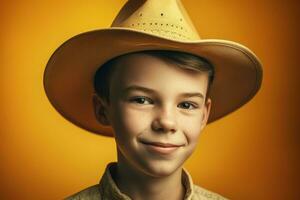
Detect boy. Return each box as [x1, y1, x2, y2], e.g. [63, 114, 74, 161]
[43, 0, 263, 199]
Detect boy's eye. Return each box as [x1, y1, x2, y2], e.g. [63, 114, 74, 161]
[129, 96, 153, 105]
[129, 97, 198, 109]
[178, 102, 198, 110]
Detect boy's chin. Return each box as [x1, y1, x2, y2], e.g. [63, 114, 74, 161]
[138, 159, 184, 178]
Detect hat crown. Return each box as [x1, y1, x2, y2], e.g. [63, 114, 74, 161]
[111, 0, 201, 41]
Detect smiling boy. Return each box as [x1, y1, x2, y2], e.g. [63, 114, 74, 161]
[43, 0, 262, 199]
[90, 51, 215, 200]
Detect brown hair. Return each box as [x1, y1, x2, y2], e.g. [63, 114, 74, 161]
[94, 50, 214, 104]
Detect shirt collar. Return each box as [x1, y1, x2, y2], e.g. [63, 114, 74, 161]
[98, 162, 194, 200]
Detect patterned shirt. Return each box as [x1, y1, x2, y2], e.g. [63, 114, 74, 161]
[66, 162, 228, 200]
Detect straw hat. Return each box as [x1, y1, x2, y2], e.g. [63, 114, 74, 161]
[44, 0, 263, 136]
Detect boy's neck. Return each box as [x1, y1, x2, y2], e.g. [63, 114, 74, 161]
[112, 151, 186, 200]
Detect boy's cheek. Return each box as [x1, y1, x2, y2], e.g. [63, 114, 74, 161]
[111, 102, 203, 143]
[179, 115, 204, 139]
[112, 107, 151, 137]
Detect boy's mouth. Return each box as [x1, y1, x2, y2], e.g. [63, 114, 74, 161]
[140, 140, 183, 155]
[140, 141, 182, 147]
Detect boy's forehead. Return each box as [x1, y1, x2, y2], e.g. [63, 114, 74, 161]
[112, 53, 208, 79]
[109, 53, 209, 96]
[121, 84, 205, 100]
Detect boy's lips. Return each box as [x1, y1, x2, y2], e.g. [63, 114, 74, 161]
[140, 140, 184, 155]
[140, 141, 183, 147]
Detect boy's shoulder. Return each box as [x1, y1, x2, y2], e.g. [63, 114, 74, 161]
[65, 184, 229, 200]
[193, 184, 229, 200]
[65, 163, 229, 200]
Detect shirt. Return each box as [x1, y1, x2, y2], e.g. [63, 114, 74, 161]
[66, 162, 228, 200]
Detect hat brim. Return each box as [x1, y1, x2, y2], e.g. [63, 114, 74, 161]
[44, 27, 263, 136]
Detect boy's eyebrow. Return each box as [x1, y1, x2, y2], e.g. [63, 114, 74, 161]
[122, 85, 204, 99]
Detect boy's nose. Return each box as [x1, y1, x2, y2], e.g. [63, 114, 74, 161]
[151, 107, 177, 134]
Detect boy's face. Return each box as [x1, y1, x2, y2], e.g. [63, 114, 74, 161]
[94, 53, 211, 177]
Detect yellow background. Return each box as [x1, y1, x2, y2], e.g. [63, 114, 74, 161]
[1, 0, 299, 199]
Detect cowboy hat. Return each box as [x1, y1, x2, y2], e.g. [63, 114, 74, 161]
[43, 0, 263, 136]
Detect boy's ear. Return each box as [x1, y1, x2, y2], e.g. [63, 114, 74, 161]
[200, 97, 212, 131]
[92, 93, 111, 126]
